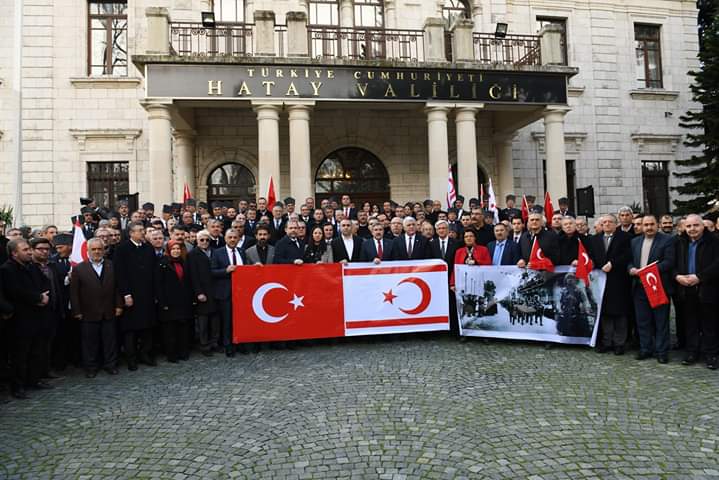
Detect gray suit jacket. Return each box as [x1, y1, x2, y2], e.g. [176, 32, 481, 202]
[245, 244, 275, 265]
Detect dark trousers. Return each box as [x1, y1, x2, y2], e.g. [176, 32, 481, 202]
[448, 287, 459, 336]
[162, 320, 190, 361]
[197, 313, 220, 351]
[81, 319, 118, 370]
[672, 294, 686, 348]
[123, 329, 153, 363]
[217, 299, 234, 347]
[601, 314, 627, 348]
[683, 291, 719, 357]
[53, 311, 81, 370]
[10, 333, 44, 390]
[634, 290, 670, 357]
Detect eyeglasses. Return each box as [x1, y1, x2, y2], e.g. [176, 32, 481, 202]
[197, 238, 209, 242]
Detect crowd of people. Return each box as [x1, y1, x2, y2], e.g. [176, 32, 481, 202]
[1, 192, 718, 401]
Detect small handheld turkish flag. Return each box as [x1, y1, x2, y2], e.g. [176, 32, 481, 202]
[528, 236, 555, 272]
[575, 240, 593, 286]
[544, 191, 554, 219]
[521, 195, 529, 223]
[183, 183, 192, 203]
[637, 261, 669, 308]
[69, 221, 88, 266]
[267, 176, 277, 207]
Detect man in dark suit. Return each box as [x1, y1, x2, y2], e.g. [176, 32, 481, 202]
[555, 197, 575, 218]
[268, 204, 287, 245]
[339, 194, 357, 220]
[429, 220, 458, 266]
[81, 208, 98, 240]
[360, 223, 395, 263]
[628, 214, 676, 364]
[331, 219, 361, 263]
[274, 220, 306, 265]
[210, 229, 247, 357]
[187, 230, 219, 356]
[0, 239, 52, 399]
[618, 206, 637, 237]
[499, 195, 522, 223]
[207, 219, 225, 250]
[49, 233, 75, 371]
[392, 217, 430, 260]
[488, 223, 522, 266]
[518, 212, 560, 267]
[245, 225, 275, 265]
[70, 238, 123, 377]
[674, 214, 719, 369]
[113, 222, 157, 371]
[589, 214, 632, 354]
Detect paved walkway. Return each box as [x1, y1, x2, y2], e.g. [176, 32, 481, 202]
[1, 337, 718, 479]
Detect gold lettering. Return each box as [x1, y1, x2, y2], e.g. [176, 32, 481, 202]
[410, 72, 418, 81]
[512, 83, 518, 100]
[247, 68, 255, 77]
[262, 81, 276, 96]
[432, 82, 439, 97]
[207, 80, 223, 96]
[368, 71, 375, 80]
[489, 84, 502, 100]
[449, 84, 460, 99]
[354, 71, 362, 79]
[356, 83, 368, 97]
[305, 68, 310, 78]
[261, 68, 269, 78]
[290, 69, 298, 78]
[237, 81, 252, 96]
[410, 83, 420, 98]
[396, 72, 404, 80]
[310, 81, 322, 96]
[314, 69, 323, 78]
[275, 69, 284, 78]
[380, 72, 390, 80]
[384, 83, 397, 98]
[424, 73, 431, 81]
[286, 82, 299, 96]
[327, 70, 335, 79]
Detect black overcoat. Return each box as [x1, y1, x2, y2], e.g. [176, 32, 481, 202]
[155, 257, 195, 322]
[186, 248, 216, 316]
[589, 229, 632, 316]
[113, 240, 157, 331]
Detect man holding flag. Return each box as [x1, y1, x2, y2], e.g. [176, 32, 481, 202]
[628, 214, 676, 364]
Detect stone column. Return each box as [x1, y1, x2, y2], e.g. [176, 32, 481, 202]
[544, 106, 571, 200]
[145, 101, 174, 206]
[340, 0, 353, 27]
[254, 10, 276, 56]
[540, 24, 564, 65]
[495, 134, 514, 203]
[252, 101, 282, 200]
[451, 19, 475, 62]
[455, 106, 481, 200]
[145, 7, 170, 55]
[471, 0, 482, 32]
[384, 0, 397, 28]
[423, 18, 446, 62]
[174, 130, 196, 203]
[287, 101, 315, 202]
[426, 104, 451, 203]
[286, 12, 309, 56]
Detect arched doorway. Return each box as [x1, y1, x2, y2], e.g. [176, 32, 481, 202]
[315, 147, 390, 207]
[451, 163, 488, 202]
[207, 163, 255, 207]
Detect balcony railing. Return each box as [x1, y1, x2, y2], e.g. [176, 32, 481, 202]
[307, 27, 425, 62]
[472, 33, 541, 66]
[170, 22, 254, 56]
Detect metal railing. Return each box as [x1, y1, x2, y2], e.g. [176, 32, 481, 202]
[472, 33, 541, 66]
[170, 22, 254, 56]
[308, 26, 425, 62]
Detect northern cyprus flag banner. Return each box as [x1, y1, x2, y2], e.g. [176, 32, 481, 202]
[232, 260, 449, 343]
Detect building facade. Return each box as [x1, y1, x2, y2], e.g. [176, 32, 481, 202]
[0, 0, 699, 228]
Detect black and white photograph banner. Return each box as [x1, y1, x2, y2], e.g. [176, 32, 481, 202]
[454, 266, 607, 346]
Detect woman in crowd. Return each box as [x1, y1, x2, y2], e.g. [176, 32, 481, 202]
[322, 223, 335, 242]
[155, 240, 194, 363]
[451, 228, 491, 287]
[303, 226, 333, 264]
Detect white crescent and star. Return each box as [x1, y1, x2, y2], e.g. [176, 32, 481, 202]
[646, 272, 659, 291]
[251, 282, 305, 324]
[536, 248, 544, 260]
[581, 252, 590, 266]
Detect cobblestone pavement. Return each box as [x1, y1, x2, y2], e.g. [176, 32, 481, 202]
[2, 337, 719, 479]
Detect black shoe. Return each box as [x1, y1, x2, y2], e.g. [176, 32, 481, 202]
[140, 357, 157, 367]
[179, 354, 189, 361]
[105, 367, 119, 375]
[167, 358, 179, 364]
[682, 354, 698, 366]
[707, 357, 718, 370]
[201, 350, 213, 357]
[596, 345, 610, 354]
[85, 370, 98, 379]
[44, 371, 63, 380]
[225, 346, 235, 358]
[657, 356, 669, 364]
[11, 389, 29, 400]
[30, 381, 54, 390]
[635, 352, 652, 361]
[128, 361, 138, 371]
[614, 346, 625, 356]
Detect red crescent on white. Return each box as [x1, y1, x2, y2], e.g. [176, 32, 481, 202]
[397, 277, 432, 315]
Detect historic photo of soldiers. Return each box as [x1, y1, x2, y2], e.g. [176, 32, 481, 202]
[455, 266, 607, 344]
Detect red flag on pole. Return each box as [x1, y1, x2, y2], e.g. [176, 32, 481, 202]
[575, 240, 593, 286]
[528, 236, 555, 272]
[544, 191, 554, 219]
[479, 184, 485, 209]
[267, 176, 277, 207]
[521, 195, 529, 223]
[446, 165, 456, 210]
[183, 183, 192, 203]
[69, 221, 88, 266]
[637, 261, 669, 308]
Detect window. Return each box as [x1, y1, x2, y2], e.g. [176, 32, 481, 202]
[642, 161, 670, 214]
[354, 0, 384, 28]
[635, 24, 663, 88]
[87, 162, 129, 209]
[309, 0, 340, 25]
[542, 159, 576, 211]
[442, 0, 470, 28]
[536, 17, 568, 65]
[213, 0, 245, 23]
[315, 148, 390, 206]
[88, 1, 128, 76]
[208, 163, 256, 205]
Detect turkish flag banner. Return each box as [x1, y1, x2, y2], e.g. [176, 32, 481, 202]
[528, 237, 555, 272]
[575, 240, 593, 286]
[232, 264, 344, 343]
[521, 195, 529, 223]
[342, 260, 449, 335]
[637, 261, 669, 308]
[544, 191, 554, 219]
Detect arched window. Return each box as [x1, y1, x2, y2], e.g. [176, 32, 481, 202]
[315, 148, 390, 206]
[442, 0, 470, 28]
[207, 163, 255, 206]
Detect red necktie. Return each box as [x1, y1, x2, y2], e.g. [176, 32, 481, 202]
[377, 240, 383, 258]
